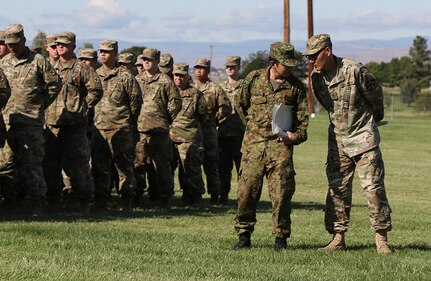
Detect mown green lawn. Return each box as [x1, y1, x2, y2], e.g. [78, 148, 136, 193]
[1, 112, 430, 281]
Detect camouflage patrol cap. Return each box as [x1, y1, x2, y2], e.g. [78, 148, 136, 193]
[173, 63, 189, 75]
[55, 32, 76, 45]
[159, 53, 173, 67]
[0, 30, 5, 42]
[78, 48, 97, 59]
[224, 56, 241, 66]
[135, 54, 144, 65]
[98, 40, 118, 52]
[45, 34, 57, 47]
[4, 23, 24, 44]
[270, 42, 300, 67]
[142, 48, 160, 60]
[303, 34, 332, 56]
[194, 58, 210, 68]
[118, 52, 134, 64]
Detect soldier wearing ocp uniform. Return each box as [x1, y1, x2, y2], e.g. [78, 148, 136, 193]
[218, 56, 245, 205]
[92, 40, 142, 211]
[193, 58, 231, 205]
[0, 30, 11, 59]
[159, 53, 174, 79]
[170, 63, 208, 206]
[233, 42, 309, 251]
[43, 32, 103, 213]
[0, 23, 61, 215]
[304, 34, 392, 254]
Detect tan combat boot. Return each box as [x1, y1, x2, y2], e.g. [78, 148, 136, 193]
[375, 230, 391, 254]
[318, 232, 347, 252]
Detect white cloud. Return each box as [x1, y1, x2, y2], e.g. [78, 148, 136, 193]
[79, 0, 131, 28]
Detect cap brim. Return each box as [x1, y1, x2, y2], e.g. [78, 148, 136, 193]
[303, 48, 321, 56]
[5, 38, 21, 44]
[280, 59, 301, 67]
[55, 39, 72, 45]
[194, 64, 208, 68]
[173, 71, 187, 75]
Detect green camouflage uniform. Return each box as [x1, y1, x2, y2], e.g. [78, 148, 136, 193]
[0, 48, 61, 202]
[218, 79, 245, 199]
[0, 68, 11, 200]
[311, 56, 392, 234]
[135, 70, 181, 200]
[44, 56, 103, 204]
[235, 63, 309, 238]
[193, 79, 231, 196]
[93, 64, 142, 202]
[170, 83, 208, 197]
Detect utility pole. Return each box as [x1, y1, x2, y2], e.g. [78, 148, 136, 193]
[209, 45, 213, 62]
[307, 0, 314, 115]
[283, 0, 290, 43]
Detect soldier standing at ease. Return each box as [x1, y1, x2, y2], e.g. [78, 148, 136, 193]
[0, 24, 61, 215]
[135, 54, 144, 75]
[170, 63, 208, 207]
[304, 34, 392, 254]
[78, 48, 99, 70]
[92, 40, 142, 212]
[43, 32, 103, 214]
[233, 42, 309, 251]
[218, 56, 245, 205]
[193, 58, 231, 205]
[134, 48, 181, 209]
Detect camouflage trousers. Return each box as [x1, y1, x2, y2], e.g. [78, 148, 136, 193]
[43, 124, 93, 203]
[173, 141, 205, 196]
[202, 130, 220, 196]
[235, 139, 296, 238]
[0, 124, 46, 201]
[324, 145, 392, 234]
[218, 136, 242, 197]
[92, 127, 136, 201]
[134, 132, 174, 199]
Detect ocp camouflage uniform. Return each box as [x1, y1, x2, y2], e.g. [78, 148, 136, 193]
[135, 66, 181, 201]
[93, 63, 142, 204]
[170, 82, 208, 200]
[235, 64, 309, 238]
[193, 79, 231, 197]
[44, 40, 103, 206]
[311, 56, 392, 234]
[0, 68, 11, 201]
[218, 78, 245, 200]
[0, 46, 61, 204]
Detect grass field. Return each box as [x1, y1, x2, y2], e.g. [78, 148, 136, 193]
[1, 108, 430, 280]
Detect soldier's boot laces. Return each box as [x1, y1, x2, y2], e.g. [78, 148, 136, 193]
[375, 230, 391, 254]
[318, 232, 347, 252]
[274, 237, 288, 251]
[233, 232, 251, 250]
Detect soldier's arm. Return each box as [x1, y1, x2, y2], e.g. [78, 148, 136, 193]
[290, 84, 309, 145]
[196, 90, 208, 126]
[42, 57, 62, 109]
[0, 68, 10, 109]
[166, 80, 182, 123]
[83, 65, 103, 108]
[124, 74, 143, 122]
[357, 65, 384, 122]
[215, 85, 231, 125]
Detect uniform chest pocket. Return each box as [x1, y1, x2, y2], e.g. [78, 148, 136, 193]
[63, 83, 81, 112]
[182, 96, 194, 118]
[109, 83, 124, 103]
[251, 94, 267, 105]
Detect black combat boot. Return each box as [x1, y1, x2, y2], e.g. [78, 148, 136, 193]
[219, 193, 229, 206]
[120, 197, 133, 213]
[233, 232, 251, 250]
[274, 237, 288, 251]
[210, 194, 220, 206]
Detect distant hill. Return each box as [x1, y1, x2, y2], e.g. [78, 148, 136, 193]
[74, 36, 430, 68]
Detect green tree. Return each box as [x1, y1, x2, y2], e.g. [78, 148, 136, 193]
[82, 42, 94, 49]
[414, 91, 431, 113]
[400, 80, 420, 106]
[32, 31, 47, 57]
[408, 36, 431, 88]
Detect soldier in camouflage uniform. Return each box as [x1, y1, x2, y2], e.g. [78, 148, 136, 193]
[92, 40, 142, 212]
[193, 58, 231, 205]
[0, 24, 61, 215]
[134, 48, 181, 209]
[135, 54, 144, 75]
[118, 53, 136, 75]
[78, 48, 99, 70]
[0, 30, 11, 59]
[218, 56, 246, 205]
[233, 42, 309, 251]
[159, 53, 174, 79]
[44, 34, 58, 65]
[304, 34, 392, 254]
[43, 32, 103, 214]
[170, 63, 208, 207]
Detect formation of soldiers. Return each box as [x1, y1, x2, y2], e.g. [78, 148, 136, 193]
[0, 23, 244, 216]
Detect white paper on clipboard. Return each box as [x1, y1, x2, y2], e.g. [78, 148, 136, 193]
[271, 104, 293, 137]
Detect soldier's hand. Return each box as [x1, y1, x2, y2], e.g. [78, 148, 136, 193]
[278, 131, 297, 145]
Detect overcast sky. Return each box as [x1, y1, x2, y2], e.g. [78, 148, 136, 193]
[1, 0, 430, 44]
